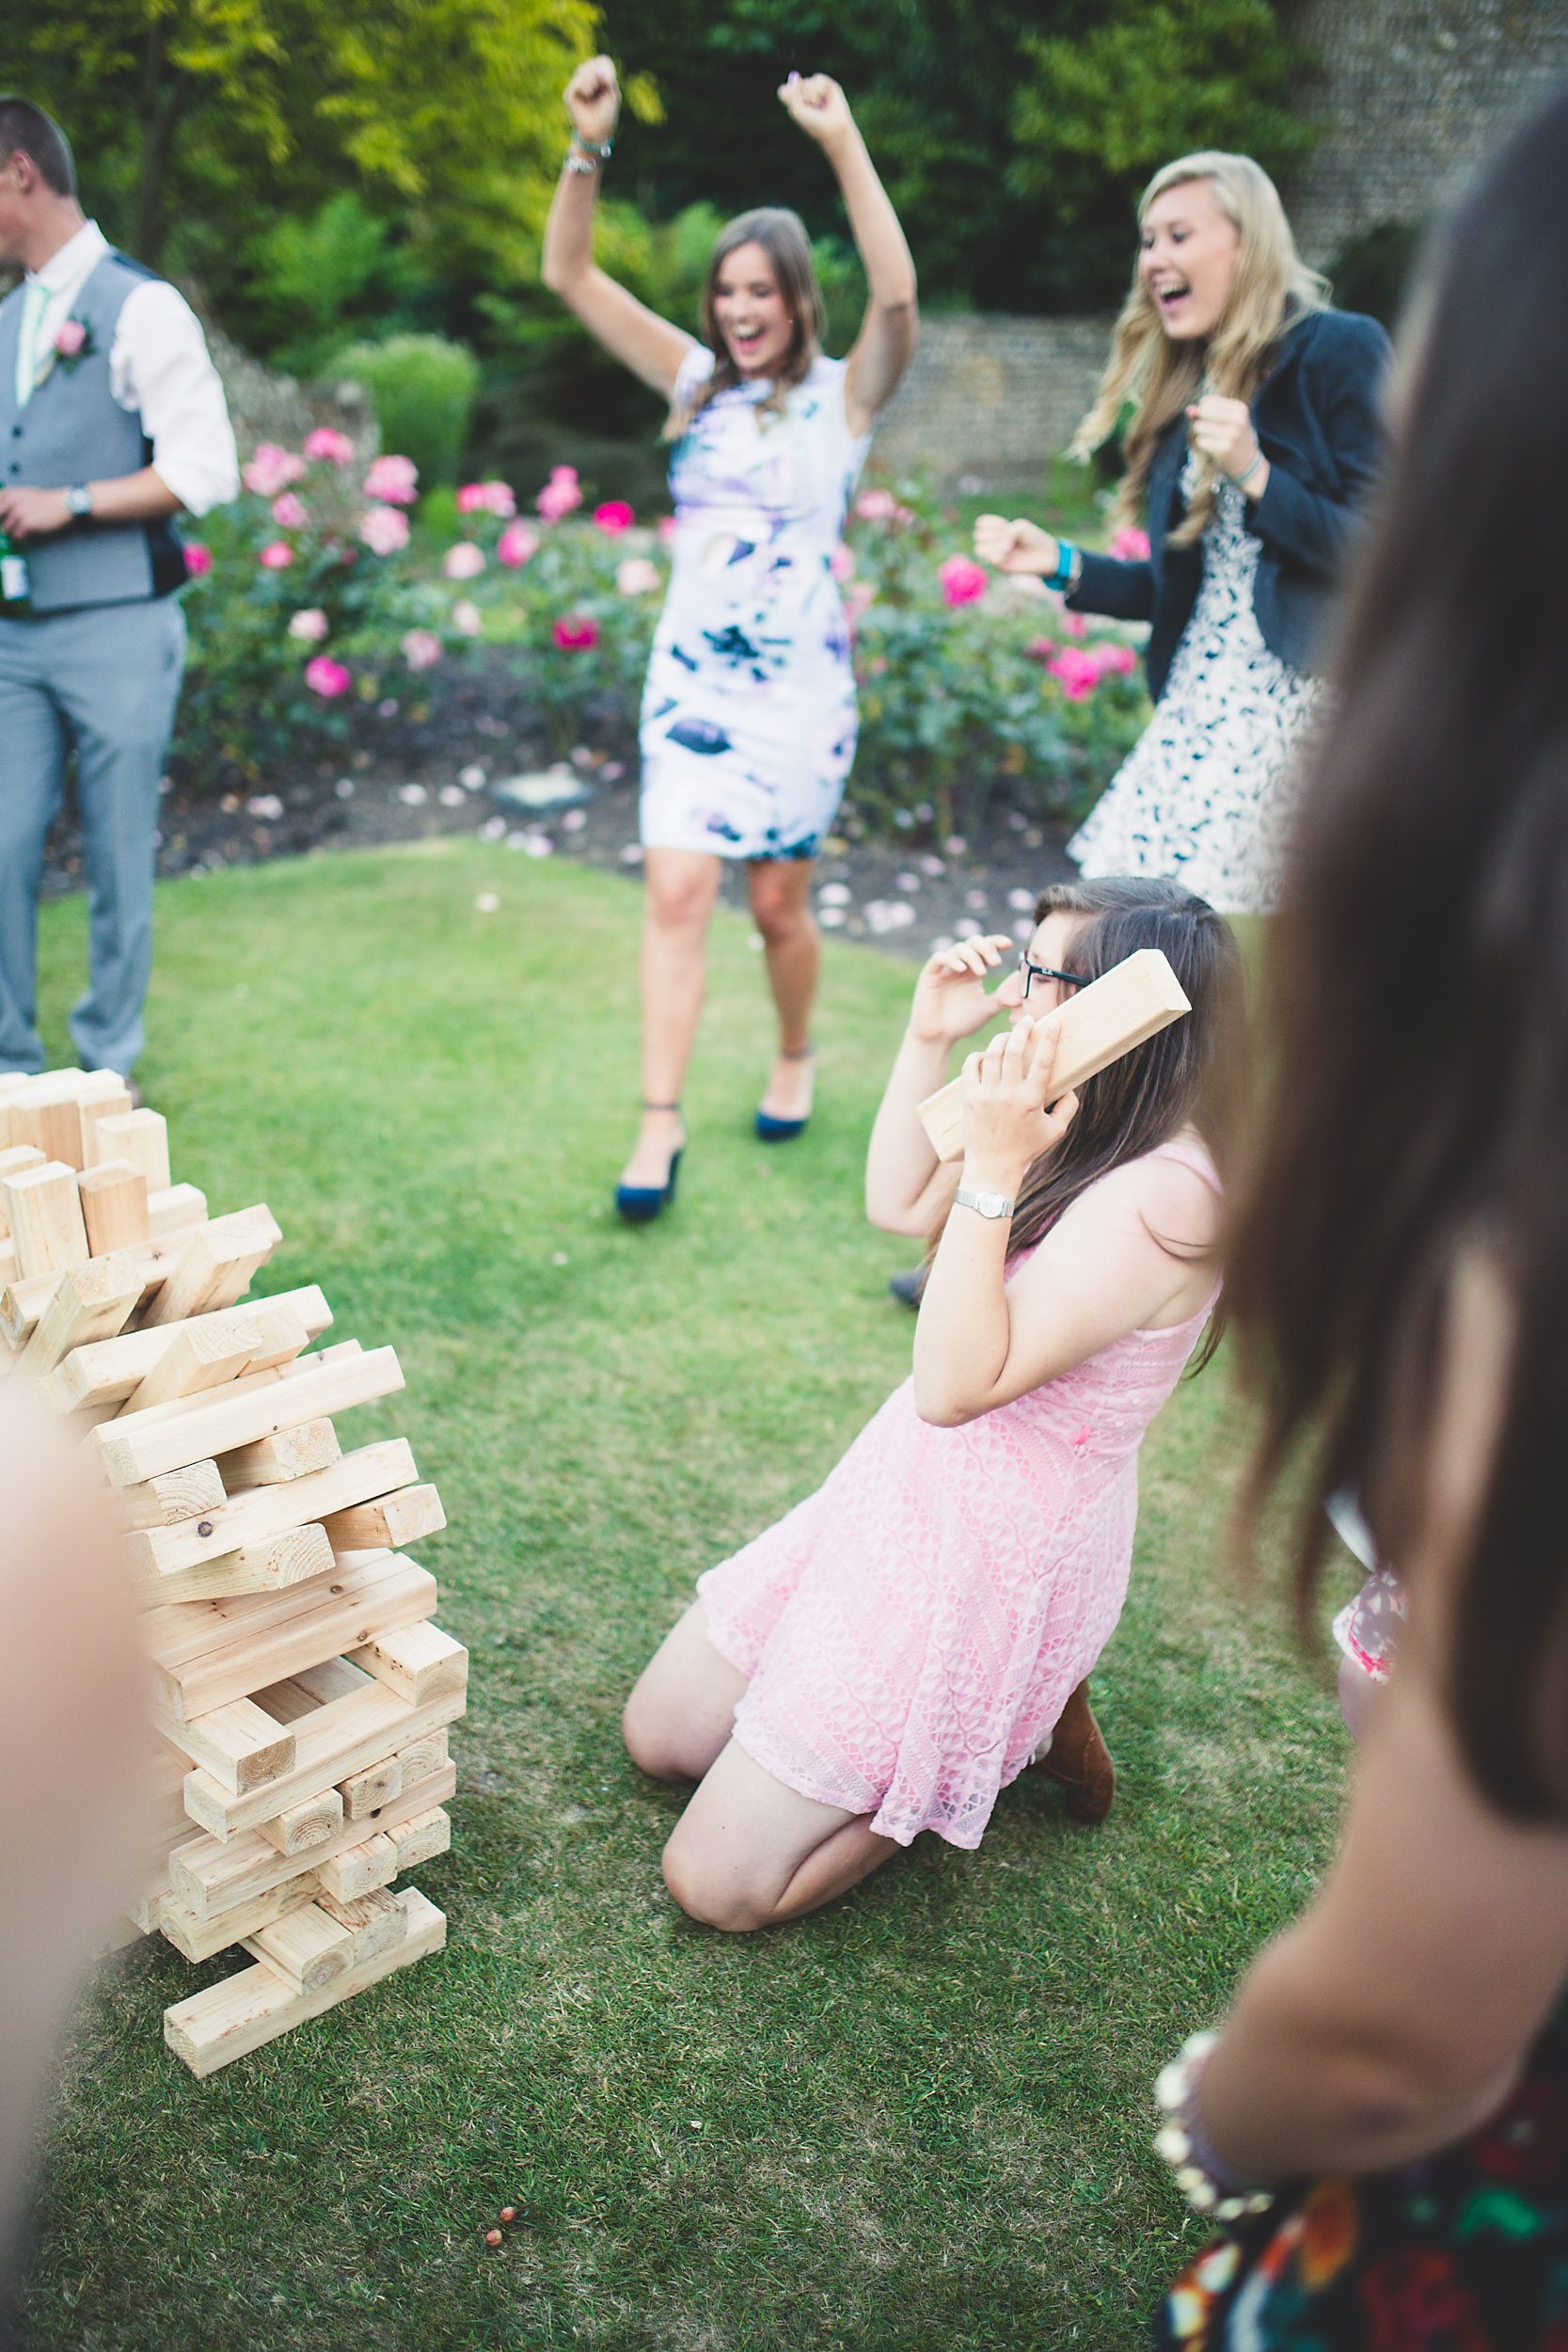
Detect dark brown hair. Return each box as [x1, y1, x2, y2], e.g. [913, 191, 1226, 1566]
[1226, 84, 1568, 1817]
[0, 99, 75, 199]
[670, 207, 826, 436]
[933, 878, 1246, 1373]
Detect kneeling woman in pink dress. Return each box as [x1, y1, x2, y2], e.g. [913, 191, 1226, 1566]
[625, 878, 1242, 1928]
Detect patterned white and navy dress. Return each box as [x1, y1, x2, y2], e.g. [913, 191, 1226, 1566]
[639, 347, 871, 862]
[1069, 460, 1326, 915]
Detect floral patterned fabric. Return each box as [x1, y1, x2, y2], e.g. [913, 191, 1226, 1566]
[1069, 464, 1325, 917]
[697, 1140, 1221, 1848]
[638, 346, 870, 863]
[1154, 1994, 1568, 2349]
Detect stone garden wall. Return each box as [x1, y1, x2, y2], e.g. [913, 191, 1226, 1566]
[870, 312, 1115, 488]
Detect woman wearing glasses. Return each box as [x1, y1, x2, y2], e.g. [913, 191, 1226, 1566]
[623, 879, 1243, 1928]
[975, 152, 1389, 916]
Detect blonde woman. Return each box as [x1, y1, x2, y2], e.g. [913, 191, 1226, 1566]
[975, 153, 1390, 915]
[542, 58, 917, 1218]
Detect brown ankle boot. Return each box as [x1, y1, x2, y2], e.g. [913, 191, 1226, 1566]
[1034, 1679, 1116, 1825]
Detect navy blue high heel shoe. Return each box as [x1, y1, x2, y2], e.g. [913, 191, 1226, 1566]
[754, 1044, 816, 1142]
[615, 1104, 685, 1222]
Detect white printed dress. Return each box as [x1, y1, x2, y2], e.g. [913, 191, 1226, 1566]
[639, 348, 871, 862]
[1069, 462, 1326, 915]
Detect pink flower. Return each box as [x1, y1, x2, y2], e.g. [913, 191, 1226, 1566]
[402, 628, 443, 672]
[270, 491, 307, 529]
[1061, 610, 1087, 638]
[451, 598, 483, 637]
[593, 500, 635, 533]
[1108, 525, 1151, 563]
[242, 442, 307, 497]
[456, 480, 516, 517]
[1023, 636, 1054, 662]
[829, 544, 855, 582]
[1047, 646, 1101, 700]
[358, 503, 410, 556]
[1093, 641, 1138, 677]
[657, 515, 678, 547]
[496, 522, 539, 568]
[258, 540, 294, 570]
[287, 607, 329, 643]
[854, 487, 897, 521]
[182, 541, 213, 578]
[304, 426, 356, 466]
[939, 553, 988, 607]
[54, 318, 86, 358]
[536, 465, 582, 522]
[615, 556, 661, 596]
[843, 580, 875, 626]
[363, 453, 419, 505]
[551, 612, 598, 652]
[304, 655, 352, 698]
[442, 541, 486, 580]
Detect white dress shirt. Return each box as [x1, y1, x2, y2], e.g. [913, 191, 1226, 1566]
[19, 218, 239, 516]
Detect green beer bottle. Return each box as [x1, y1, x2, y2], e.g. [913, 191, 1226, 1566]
[0, 527, 30, 617]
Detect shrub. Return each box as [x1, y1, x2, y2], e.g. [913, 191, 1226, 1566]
[332, 335, 481, 489]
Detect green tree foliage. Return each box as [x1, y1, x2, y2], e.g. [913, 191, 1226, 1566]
[332, 333, 481, 485]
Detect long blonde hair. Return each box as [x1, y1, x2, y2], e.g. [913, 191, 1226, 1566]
[1071, 152, 1328, 547]
[666, 207, 827, 438]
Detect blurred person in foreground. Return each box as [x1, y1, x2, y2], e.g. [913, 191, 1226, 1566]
[1147, 86, 1568, 2346]
[0, 1395, 142, 2339]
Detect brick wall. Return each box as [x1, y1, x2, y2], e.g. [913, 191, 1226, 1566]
[869, 312, 1115, 486]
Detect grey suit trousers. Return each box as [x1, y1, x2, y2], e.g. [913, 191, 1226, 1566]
[0, 596, 186, 1076]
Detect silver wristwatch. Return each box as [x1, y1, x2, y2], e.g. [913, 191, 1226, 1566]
[64, 485, 93, 518]
[954, 1184, 1015, 1220]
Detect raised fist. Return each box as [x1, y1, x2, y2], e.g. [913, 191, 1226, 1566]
[564, 55, 621, 146]
[777, 72, 855, 146]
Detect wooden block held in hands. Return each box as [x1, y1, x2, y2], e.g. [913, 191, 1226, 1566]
[1, 1160, 89, 1279]
[77, 1159, 151, 1255]
[321, 1483, 445, 1553]
[139, 1203, 282, 1328]
[218, 1417, 341, 1488]
[916, 946, 1193, 1163]
[89, 1107, 170, 1190]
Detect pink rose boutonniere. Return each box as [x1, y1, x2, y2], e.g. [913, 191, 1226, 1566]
[34, 315, 95, 389]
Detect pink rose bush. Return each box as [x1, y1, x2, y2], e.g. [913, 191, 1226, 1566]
[182, 541, 212, 578]
[536, 466, 582, 521]
[242, 443, 308, 497]
[551, 612, 599, 652]
[303, 427, 356, 466]
[657, 516, 678, 548]
[829, 544, 856, 583]
[287, 608, 329, 643]
[593, 501, 634, 534]
[363, 454, 419, 505]
[497, 523, 539, 569]
[271, 492, 308, 529]
[457, 480, 516, 517]
[938, 553, 988, 607]
[1108, 525, 1152, 563]
[402, 628, 442, 672]
[615, 557, 661, 596]
[442, 542, 485, 580]
[304, 656, 352, 698]
[359, 504, 410, 556]
[1046, 645, 1101, 701]
[451, 599, 483, 637]
[258, 540, 293, 570]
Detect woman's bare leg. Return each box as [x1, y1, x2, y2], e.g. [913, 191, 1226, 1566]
[623, 848, 724, 1187]
[747, 857, 820, 1122]
[662, 1740, 899, 1931]
[624, 1600, 750, 1782]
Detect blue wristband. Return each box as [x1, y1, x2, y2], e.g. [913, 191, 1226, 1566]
[1050, 539, 1079, 593]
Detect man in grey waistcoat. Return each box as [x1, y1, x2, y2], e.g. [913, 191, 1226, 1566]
[0, 97, 238, 1082]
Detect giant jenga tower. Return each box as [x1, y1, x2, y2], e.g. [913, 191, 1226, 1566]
[0, 1067, 462, 2076]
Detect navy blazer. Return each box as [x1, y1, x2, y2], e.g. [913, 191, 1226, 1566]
[1067, 308, 1392, 702]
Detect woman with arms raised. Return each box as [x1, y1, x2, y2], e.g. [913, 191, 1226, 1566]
[1149, 89, 1568, 2346]
[542, 58, 917, 1217]
[624, 881, 1243, 1930]
[976, 153, 1389, 917]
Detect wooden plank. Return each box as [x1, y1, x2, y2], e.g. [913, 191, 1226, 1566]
[2, 1160, 88, 1279]
[149, 1550, 436, 1721]
[163, 1888, 445, 2077]
[182, 1677, 465, 1840]
[321, 1482, 445, 1553]
[314, 1804, 451, 1903]
[255, 1786, 344, 1856]
[4, 1228, 190, 1343]
[123, 1298, 309, 1417]
[156, 1695, 297, 1793]
[94, 1343, 402, 1487]
[340, 1752, 402, 1820]
[129, 1438, 417, 1577]
[146, 1183, 207, 1239]
[4, 1075, 89, 1168]
[50, 1285, 332, 1411]
[159, 1876, 321, 1965]
[88, 1107, 169, 1190]
[241, 1899, 356, 1994]
[311, 1883, 407, 1966]
[139, 1203, 281, 1329]
[74, 1073, 135, 1168]
[146, 1521, 335, 1607]
[395, 1727, 449, 1784]
[119, 1459, 227, 1532]
[168, 1762, 455, 1918]
[77, 1159, 150, 1255]
[349, 1618, 468, 1708]
[217, 1417, 341, 1488]
[17, 1251, 142, 1377]
[0, 1145, 46, 1233]
[917, 946, 1193, 1162]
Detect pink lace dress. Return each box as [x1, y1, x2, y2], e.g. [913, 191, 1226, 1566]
[697, 1140, 1220, 1850]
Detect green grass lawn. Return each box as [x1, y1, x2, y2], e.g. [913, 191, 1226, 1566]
[23, 844, 1350, 2352]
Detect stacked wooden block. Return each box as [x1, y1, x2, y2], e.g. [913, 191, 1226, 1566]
[0, 1067, 462, 2077]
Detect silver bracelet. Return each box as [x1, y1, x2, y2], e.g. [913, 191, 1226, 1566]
[563, 151, 599, 176]
[1153, 2031, 1275, 2222]
[1227, 449, 1265, 491]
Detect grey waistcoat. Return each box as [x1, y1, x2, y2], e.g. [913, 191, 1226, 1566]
[0, 248, 185, 614]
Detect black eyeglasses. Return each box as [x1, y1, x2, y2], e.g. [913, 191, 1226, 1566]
[1019, 950, 1090, 1000]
